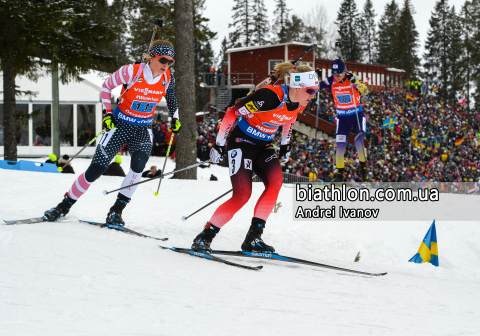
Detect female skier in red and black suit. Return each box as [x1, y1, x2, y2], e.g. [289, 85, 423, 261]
[192, 63, 319, 253]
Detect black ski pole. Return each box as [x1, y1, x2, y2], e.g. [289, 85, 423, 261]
[58, 129, 105, 172]
[181, 174, 258, 221]
[103, 160, 210, 195]
[154, 134, 175, 196]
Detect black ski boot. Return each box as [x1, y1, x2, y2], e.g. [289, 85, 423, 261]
[360, 161, 368, 182]
[331, 168, 344, 183]
[106, 193, 130, 226]
[241, 218, 275, 253]
[191, 222, 220, 253]
[43, 194, 77, 222]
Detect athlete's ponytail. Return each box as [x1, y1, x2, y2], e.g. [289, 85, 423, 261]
[272, 63, 314, 78]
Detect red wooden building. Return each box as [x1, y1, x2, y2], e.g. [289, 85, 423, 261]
[201, 42, 405, 140]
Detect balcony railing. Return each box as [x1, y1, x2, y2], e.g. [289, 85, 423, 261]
[202, 73, 254, 88]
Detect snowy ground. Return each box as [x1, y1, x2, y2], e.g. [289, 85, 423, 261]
[1, 157, 480, 335]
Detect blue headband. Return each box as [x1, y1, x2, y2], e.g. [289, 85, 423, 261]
[150, 45, 175, 59]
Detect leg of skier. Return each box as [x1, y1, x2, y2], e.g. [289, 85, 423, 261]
[192, 145, 255, 253]
[106, 125, 153, 226]
[241, 147, 283, 252]
[352, 111, 368, 182]
[43, 124, 129, 222]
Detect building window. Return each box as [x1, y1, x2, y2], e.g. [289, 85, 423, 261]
[328, 69, 332, 77]
[269, 60, 283, 75]
[0, 104, 29, 146]
[60, 105, 74, 146]
[322, 68, 326, 79]
[77, 104, 96, 147]
[32, 104, 51, 146]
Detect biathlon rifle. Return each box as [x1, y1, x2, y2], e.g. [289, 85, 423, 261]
[252, 43, 318, 93]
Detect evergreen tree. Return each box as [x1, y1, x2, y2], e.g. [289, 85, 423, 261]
[284, 15, 307, 43]
[252, 0, 270, 45]
[391, 0, 420, 79]
[360, 0, 377, 64]
[461, 0, 480, 111]
[127, 0, 175, 62]
[448, 6, 465, 103]
[376, 0, 400, 66]
[423, 0, 463, 103]
[218, 37, 229, 70]
[335, 0, 363, 62]
[193, 0, 215, 111]
[229, 0, 255, 47]
[271, 0, 289, 44]
[101, 0, 131, 71]
[0, 0, 117, 161]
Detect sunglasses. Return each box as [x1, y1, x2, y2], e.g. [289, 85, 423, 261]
[333, 71, 345, 77]
[305, 88, 318, 95]
[153, 54, 175, 66]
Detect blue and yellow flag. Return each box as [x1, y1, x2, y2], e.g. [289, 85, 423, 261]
[382, 118, 396, 129]
[434, 137, 441, 147]
[409, 220, 439, 266]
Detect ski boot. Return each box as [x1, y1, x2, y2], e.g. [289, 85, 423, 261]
[43, 194, 76, 222]
[106, 193, 130, 227]
[331, 168, 344, 183]
[360, 161, 369, 183]
[241, 218, 275, 253]
[191, 222, 220, 253]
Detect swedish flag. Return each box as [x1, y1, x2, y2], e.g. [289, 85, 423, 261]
[382, 118, 396, 129]
[409, 220, 439, 266]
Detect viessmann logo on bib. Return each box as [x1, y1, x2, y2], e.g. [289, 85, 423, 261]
[134, 88, 163, 95]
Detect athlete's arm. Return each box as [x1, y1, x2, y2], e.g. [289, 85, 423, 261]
[346, 72, 369, 96]
[101, 64, 134, 113]
[165, 75, 179, 119]
[319, 76, 334, 92]
[281, 117, 297, 145]
[216, 107, 237, 146]
[216, 88, 281, 146]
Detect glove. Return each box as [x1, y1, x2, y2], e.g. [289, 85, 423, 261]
[279, 144, 291, 162]
[315, 68, 322, 79]
[171, 118, 181, 133]
[102, 111, 116, 130]
[346, 72, 369, 96]
[210, 143, 225, 163]
[346, 72, 359, 84]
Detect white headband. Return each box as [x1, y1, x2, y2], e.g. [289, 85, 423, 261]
[289, 71, 319, 88]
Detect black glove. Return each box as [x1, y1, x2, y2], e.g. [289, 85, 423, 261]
[279, 144, 291, 161]
[315, 68, 322, 79]
[171, 118, 182, 133]
[345, 72, 358, 84]
[102, 110, 116, 130]
[210, 143, 225, 163]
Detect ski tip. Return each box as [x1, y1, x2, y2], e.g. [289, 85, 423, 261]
[255, 266, 264, 270]
[157, 237, 169, 241]
[102, 190, 108, 196]
[376, 272, 388, 276]
[181, 216, 187, 221]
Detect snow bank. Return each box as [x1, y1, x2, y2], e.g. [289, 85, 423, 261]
[1, 160, 479, 335]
